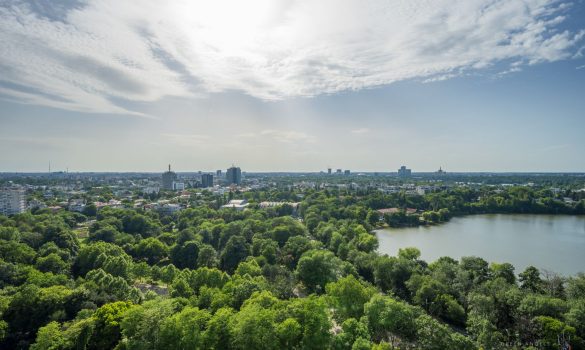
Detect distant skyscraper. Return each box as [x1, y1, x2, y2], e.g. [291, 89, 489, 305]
[202, 174, 214, 188]
[162, 164, 178, 190]
[226, 166, 242, 185]
[336, 169, 342, 174]
[327, 168, 332, 175]
[398, 165, 412, 177]
[216, 170, 222, 178]
[0, 187, 26, 216]
[344, 170, 350, 175]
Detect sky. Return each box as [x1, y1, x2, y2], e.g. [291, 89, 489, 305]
[1, 0, 585, 173]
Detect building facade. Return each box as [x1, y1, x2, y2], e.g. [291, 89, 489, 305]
[226, 166, 242, 185]
[162, 164, 178, 190]
[0, 188, 26, 216]
[398, 165, 412, 177]
[201, 174, 214, 188]
[172, 182, 185, 191]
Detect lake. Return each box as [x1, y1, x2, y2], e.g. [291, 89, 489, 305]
[376, 214, 585, 276]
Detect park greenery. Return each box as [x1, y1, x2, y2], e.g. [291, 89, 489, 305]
[1, 180, 585, 349]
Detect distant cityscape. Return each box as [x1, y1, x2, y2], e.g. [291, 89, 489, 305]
[1, 162, 583, 218]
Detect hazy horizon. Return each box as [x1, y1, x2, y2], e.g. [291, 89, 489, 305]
[2, 0, 585, 173]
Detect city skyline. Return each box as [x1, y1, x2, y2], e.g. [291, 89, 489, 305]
[1, 0, 585, 172]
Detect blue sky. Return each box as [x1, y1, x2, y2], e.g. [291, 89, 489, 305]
[1, 0, 584, 172]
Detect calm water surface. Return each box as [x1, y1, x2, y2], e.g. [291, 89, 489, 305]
[376, 214, 585, 276]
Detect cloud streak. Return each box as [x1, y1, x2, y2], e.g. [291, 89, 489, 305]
[260, 130, 316, 144]
[0, 0, 583, 114]
[351, 128, 370, 134]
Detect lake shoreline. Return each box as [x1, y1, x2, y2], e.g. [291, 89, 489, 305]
[376, 214, 585, 276]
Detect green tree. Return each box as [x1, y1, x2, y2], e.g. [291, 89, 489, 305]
[326, 275, 376, 321]
[197, 244, 219, 268]
[519, 266, 543, 293]
[373, 255, 416, 299]
[90, 301, 133, 350]
[170, 241, 200, 269]
[35, 253, 69, 275]
[332, 318, 370, 350]
[132, 237, 169, 265]
[229, 301, 279, 350]
[489, 262, 516, 284]
[296, 249, 342, 294]
[364, 294, 417, 346]
[120, 299, 179, 350]
[158, 306, 211, 349]
[73, 242, 131, 277]
[30, 321, 65, 350]
[220, 236, 250, 273]
[277, 318, 302, 349]
[203, 307, 234, 349]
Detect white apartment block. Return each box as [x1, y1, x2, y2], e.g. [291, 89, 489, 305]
[0, 188, 26, 216]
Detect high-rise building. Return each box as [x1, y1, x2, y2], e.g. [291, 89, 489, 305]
[162, 164, 178, 190]
[0, 188, 26, 216]
[344, 170, 350, 175]
[226, 166, 242, 185]
[398, 165, 412, 177]
[336, 169, 342, 174]
[216, 170, 222, 178]
[202, 174, 214, 188]
[327, 168, 332, 175]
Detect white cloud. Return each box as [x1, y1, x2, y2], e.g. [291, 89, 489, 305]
[0, 0, 583, 114]
[260, 129, 316, 143]
[351, 128, 370, 134]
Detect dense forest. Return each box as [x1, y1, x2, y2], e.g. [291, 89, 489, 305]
[1, 186, 584, 349]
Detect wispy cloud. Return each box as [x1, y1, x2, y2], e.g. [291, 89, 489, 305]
[351, 128, 370, 134]
[260, 129, 316, 143]
[541, 144, 570, 152]
[0, 0, 583, 114]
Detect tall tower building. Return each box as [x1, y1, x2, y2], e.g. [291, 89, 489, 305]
[201, 174, 214, 188]
[162, 164, 178, 190]
[226, 166, 242, 185]
[398, 165, 412, 177]
[0, 188, 26, 216]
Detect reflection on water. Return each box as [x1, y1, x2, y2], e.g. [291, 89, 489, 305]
[376, 214, 585, 276]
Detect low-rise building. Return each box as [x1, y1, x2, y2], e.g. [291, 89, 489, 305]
[156, 203, 182, 215]
[143, 186, 160, 194]
[28, 198, 47, 210]
[221, 199, 248, 211]
[259, 201, 300, 214]
[68, 198, 86, 212]
[172, 182, 186, 191]
[377, 207, 417, 215]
